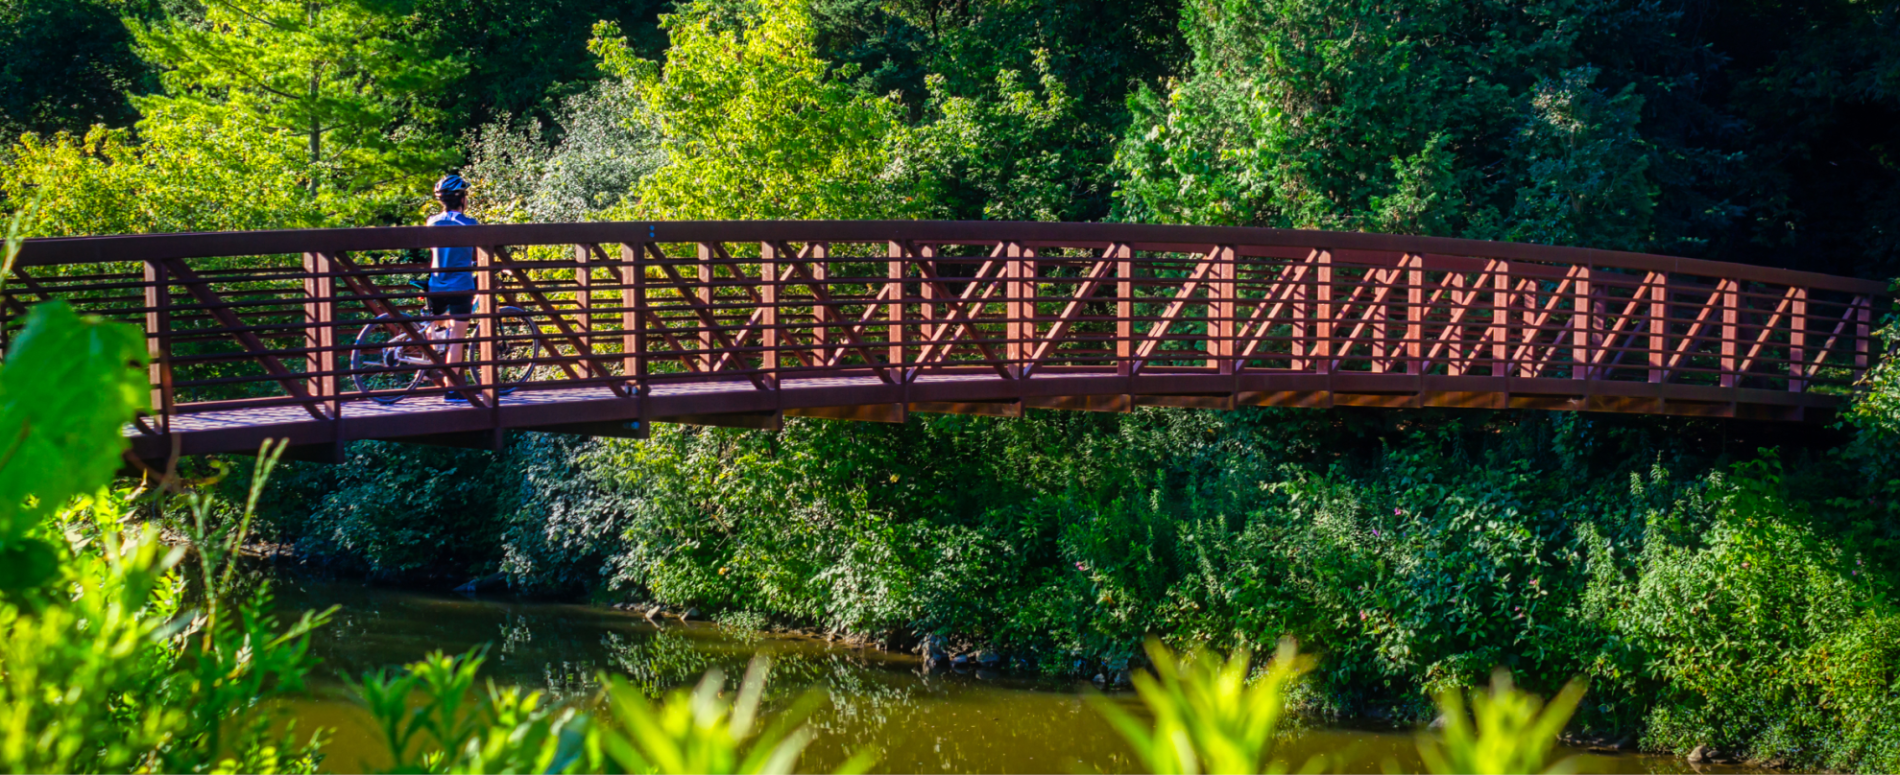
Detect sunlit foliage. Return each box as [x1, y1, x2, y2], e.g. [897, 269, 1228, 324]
[0, 255, 333, 772]
[1091, 638, 1316, 774]
[1418, 671, 1585, 775]
[591, 0, 914, 221]
[129, 0, 462, 204]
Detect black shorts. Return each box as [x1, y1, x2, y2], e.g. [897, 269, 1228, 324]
[428, 293, 475, 316]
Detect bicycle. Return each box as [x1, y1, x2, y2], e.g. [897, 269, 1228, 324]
[349, 283, 547, 405]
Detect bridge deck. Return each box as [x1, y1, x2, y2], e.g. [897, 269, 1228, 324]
[126, 369, 1845, 461]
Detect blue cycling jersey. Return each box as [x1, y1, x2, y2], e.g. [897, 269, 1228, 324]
[427, 210, 481, 293]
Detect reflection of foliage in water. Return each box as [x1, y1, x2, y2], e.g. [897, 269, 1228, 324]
[498, 612, 599, 701]
[598, 627, 934, 744]
[602, 629, 718, 697]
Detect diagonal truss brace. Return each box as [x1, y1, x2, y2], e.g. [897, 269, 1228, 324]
[159, 258, 332, 420]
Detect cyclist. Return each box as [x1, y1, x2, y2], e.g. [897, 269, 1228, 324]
[426, 174, 480, 402]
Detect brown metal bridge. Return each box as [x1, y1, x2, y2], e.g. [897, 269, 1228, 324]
[3, 221, 1887, 464]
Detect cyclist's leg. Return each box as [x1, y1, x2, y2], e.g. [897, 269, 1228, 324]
[445, 315, 470, 367]
[436, 294, 477, 389]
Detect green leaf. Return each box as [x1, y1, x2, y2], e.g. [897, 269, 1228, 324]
[0, 300, 148, 547]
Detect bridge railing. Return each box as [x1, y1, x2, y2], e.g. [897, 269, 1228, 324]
[4, 221, 1889, 433]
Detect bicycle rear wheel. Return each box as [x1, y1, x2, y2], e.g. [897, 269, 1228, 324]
[491, 306, 550, 390]
[351, 314, 429, 404]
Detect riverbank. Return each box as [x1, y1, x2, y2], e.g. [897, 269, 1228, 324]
[251, 406, 1900, 772]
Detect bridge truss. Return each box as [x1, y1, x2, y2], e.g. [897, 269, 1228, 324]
[3, 221, 1887, 463]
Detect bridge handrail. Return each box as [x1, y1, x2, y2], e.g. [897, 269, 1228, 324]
[16, 221, 1892, 295]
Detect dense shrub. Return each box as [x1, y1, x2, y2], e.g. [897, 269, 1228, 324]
[265, 441, 508, 577]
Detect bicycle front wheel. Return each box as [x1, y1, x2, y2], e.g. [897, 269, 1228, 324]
[351, 314, 429, 404]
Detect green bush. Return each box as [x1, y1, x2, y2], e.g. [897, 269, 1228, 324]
[0, 292, 333, 773]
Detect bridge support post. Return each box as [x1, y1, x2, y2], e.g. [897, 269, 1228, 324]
[142, 260, 174, 434]
[476, 247, 499, 407]
[888, 241, 907, 374]
[1006, 242, 1032, 379]
[1406, 254, 1424, 376]
[1572, 267, 1592, 381]
[1789, 288, 1807, 392]
[1492, 260, 1511, 378]
[1314, 250, 1333, 374]
[697, 243, 717, 373]
[1212, 245, 1236, 375]
[620, 244, 647, 394]
[811, 242, 830, 367]
[1115, 243, 1133, 377]
[760, 242, 780, 387]
[575, 245, 593, 333]
[1856, 295, 1872, 376]
[1720, 279, 1739, 388]
[302, 251, 337, 418]
[1648, 273, 1667, 383]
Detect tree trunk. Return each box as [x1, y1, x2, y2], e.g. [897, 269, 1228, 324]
[306, 1, 322, 197]
[308, 72, 320, 197]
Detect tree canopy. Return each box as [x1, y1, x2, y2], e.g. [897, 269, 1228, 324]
[0, 0, 1896, 275]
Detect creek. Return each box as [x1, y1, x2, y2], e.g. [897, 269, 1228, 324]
[274, 578, 1738, 774]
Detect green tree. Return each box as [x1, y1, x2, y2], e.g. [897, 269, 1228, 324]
[1704, 0, 1900, 278]
[1112, 0, 1660, 250]
[592, 0, 913, 221]
[1, 103, 317, 237]
[814, 0, 1183, 222]
[0, 0, 155, 139]
[401, 0, 668, 141]
[129, 0, 463, 211]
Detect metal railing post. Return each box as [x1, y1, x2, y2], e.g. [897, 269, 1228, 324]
[576, 244, 594, 334]
[142, 260, 174, 433]
[302, 251, 338, 418]
[1572, 266, 1592, 381]
[1721, 279, 1739, 388]
[1856, 295, 1872, 378]
[475, 246, 499, 406]
[1007, 242, 1030, 378]
[697, 243, 717, 373]
[1315, 250, 1333, 374]
[887, 241, 906, 374]
[1116, 244, 1133, 376]
[1648, 273, 1667, 384]
[1492, 262, 1511, 377]
[1212, 245, 1236, 375]
[1407, 254, 1424, 376]
[760, 242, 780, 387]
[1789, 287, 1808, 392]
[620, 244, 647, 393]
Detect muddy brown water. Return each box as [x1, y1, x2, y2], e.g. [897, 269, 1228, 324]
[275, 579, 1748, 774]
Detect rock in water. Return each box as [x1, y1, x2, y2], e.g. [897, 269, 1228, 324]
[1687, 746, 1712, 764]
[918, 634, 948, 671]
[454, 573, 507, 595]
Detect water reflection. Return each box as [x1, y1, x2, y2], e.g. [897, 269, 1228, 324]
[275, 578, 1742, 775]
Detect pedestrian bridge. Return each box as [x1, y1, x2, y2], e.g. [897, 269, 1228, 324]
[5, 221, 1886, 464]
